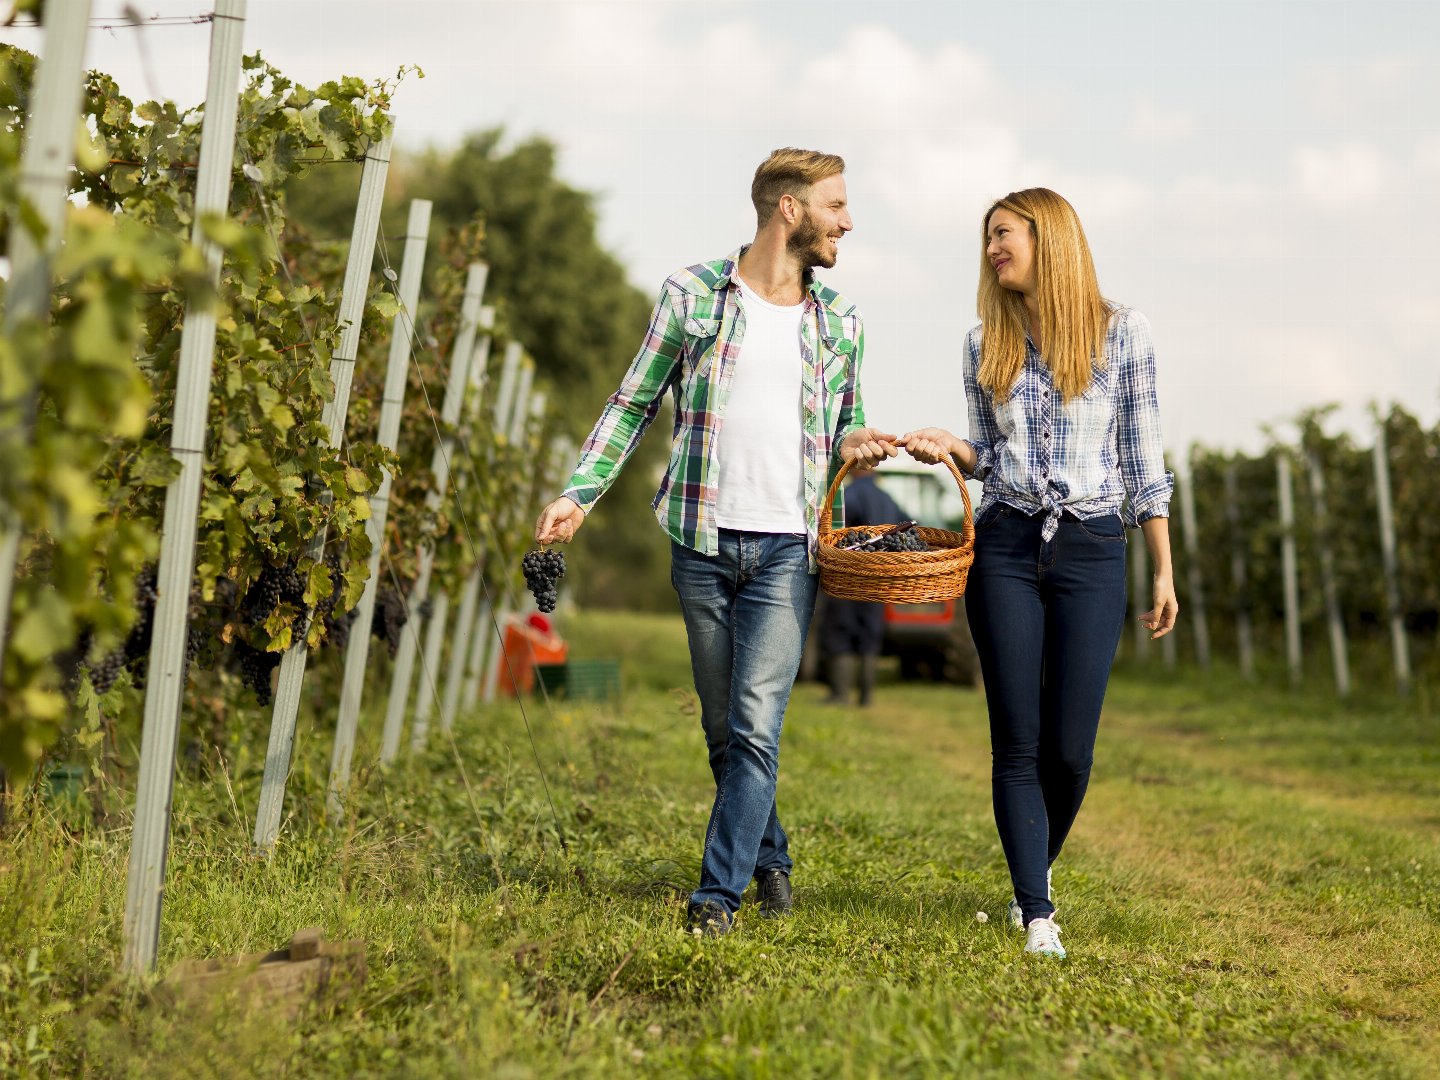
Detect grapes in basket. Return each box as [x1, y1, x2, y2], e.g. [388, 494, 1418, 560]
[842, 520, 931, 554]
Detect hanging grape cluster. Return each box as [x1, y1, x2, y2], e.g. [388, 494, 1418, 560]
[371, 585, 409, 658]
[240, 561, 306, 629]
[522, 549, 566, 614]
[234, 640, 282, 707]
[88, 567, 159, 694]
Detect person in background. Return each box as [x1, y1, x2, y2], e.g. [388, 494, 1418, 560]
[534, 148, 897, 938]
[898, 187, 1177, 959]
[820, 465, 905, 707]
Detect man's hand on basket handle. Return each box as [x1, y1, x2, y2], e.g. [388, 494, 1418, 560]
[839, 427, 899, 468]
[535, 496, 585, 544]
[897, 427, 977, 475]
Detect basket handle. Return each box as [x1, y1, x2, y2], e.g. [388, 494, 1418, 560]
[820, 453, 975, 545]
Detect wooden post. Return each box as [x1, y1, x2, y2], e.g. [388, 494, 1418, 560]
[121, 0, 246, 975]
[1305, 448, 1350, 697]
[252, 129, 393, 850]
[380, 264, 488, 761]
[1223, 463, 1255, 680]
[1177, 463, 1211, 669]
[326, 198, 432, 824]
[0, 0, 94, 688]
[1277, 453, 1302, 688]
[1372, 419, 1411, 695]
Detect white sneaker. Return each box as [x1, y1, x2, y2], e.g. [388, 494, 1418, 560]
[1008, 867, 1053, 931]
[1023, 916, 1066, 958]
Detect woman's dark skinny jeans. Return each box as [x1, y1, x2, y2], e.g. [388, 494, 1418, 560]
[965, 505, 1129, 925]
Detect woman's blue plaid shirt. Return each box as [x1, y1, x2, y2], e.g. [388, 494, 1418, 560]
[963, 306, 1173, 540]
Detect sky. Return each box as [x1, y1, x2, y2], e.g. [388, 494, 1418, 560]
[5, 0, 1439, 459]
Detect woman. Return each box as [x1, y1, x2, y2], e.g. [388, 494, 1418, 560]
[898, 188, 1177, 959]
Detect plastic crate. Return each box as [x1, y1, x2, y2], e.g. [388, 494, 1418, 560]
[534, 659, 621, 701]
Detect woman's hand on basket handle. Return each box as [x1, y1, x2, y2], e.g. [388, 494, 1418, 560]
[535, 495, 585, 544]
[897, 427, 977, 474]
[839, 427, 899, 468]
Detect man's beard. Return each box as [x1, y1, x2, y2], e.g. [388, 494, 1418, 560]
[786, 208, 835, 269]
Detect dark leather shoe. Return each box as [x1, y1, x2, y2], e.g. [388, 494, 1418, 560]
[686, 900, 732, 938]
[755, 869, 793, 917]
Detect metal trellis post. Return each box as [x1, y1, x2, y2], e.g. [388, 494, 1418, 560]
[1223, 464, 1255, 679]
[1277, 453, 1302, 688]
[326, 198, 432, 823]
[1177, 463, 1211, 669]
[121, 0, 246, 976]
[381, 263, 488, 760]
[1304, 448, 1350, 698]
[0, 0, 94, 691]
[252, 128, 393, 850]
[1372, 419, 1411, 695]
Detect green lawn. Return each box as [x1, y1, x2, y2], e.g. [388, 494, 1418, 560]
[2, 609, 1437, 1078]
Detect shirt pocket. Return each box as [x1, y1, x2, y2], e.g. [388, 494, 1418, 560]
[682, 315, 722, 384]
[820, 332, 855, 393]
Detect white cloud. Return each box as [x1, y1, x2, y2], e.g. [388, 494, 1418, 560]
[1130, 100, 1195, 140]
[1293, 143, 1391, 210]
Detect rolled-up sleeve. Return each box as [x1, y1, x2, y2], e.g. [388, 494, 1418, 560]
[961, 326, 999, 480]
[562, 283, 684, 513]
[1114, 310, 1173, 526]
[829, 312, 867, 477]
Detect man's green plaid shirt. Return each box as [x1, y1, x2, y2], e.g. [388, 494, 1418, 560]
[561, 246, 867, 569]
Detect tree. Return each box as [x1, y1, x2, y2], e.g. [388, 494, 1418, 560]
[286, 128, 674, 611]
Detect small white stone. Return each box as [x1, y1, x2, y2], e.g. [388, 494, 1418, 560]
[975, 911, 989, 923]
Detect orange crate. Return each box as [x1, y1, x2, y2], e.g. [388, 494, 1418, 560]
[496, 619, 569, 696]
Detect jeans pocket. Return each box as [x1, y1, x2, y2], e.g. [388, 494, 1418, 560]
[1073, 514, 1125, 543]
[975, 505, 1013, 532]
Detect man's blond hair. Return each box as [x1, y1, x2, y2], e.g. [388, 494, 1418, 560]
[751, 147, 845, 228]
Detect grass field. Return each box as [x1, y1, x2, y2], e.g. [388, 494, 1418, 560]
[2, 608, 1437, 1078]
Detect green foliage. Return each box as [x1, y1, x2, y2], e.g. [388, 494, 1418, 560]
[0, 47, 417, 775]
[1180, 403, 1440, 689]
[285, 129, 672, 610]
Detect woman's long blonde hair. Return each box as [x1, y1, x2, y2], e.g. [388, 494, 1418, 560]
[976, 188, 1110, 404]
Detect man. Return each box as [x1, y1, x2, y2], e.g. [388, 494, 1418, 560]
[534, 147, 896, 937]
[820, 466, 906, 707]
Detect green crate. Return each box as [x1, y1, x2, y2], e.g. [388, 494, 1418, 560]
[535, 659, 622, 701]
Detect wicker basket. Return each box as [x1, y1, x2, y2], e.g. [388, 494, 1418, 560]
[817, 457, 976, 602]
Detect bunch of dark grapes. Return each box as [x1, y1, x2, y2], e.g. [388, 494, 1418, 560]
[870, 529, 931, 553]
[314, 550, 350, 649]
[183, 624, 206, 682]
[522, 549, 566, 613]
[240, 561, 306, 629]
[371, 585, 408, 657]
[90, 566, 160, 693]
[843, 524, 931, 555]
[235, 639, 282, 706]
[324, 606, 358, 653]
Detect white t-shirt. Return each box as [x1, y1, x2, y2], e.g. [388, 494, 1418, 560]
[715, 276, 808, 533]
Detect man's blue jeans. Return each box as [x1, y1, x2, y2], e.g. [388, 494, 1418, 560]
[965, 506, 1129, 925]
[671, 530, 818, 914]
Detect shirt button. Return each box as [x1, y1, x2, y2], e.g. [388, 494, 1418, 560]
[1043, 431, 1051, 440]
